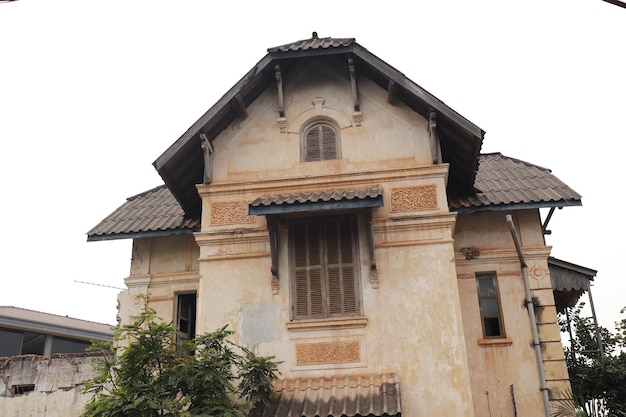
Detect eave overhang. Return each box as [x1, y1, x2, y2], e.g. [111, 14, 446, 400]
[153, 36, 484, 218]
[87, 227, 199, 242]
[451, 199, 582, 214]
[0, 315, 113, 342]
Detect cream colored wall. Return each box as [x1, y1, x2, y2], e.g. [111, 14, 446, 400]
[119, 234, 200, 327]
[455, 209, 570, 417]
[117, 56, 570, 417]
[194, 56, 475, 417]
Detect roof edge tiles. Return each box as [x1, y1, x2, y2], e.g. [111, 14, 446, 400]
[249, 187, 384, 216]
[254, 373, 401, 417]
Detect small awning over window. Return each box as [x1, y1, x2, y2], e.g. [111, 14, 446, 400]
[249, 186, 383, 216]
[548, 257, 596, 312]
[253, 373, 401, 417]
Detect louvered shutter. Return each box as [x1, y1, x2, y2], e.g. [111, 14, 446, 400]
[292, 217, 359, 320]
[294, 223, 324, 319]
[304, 123, 337, 162]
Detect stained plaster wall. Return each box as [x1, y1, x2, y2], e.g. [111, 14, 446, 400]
[118, 56, 572, 417]
[192, 57, 476, 417]
[0, 354, 99, 417]
[119, 234, 200, 327]
[454, 209, 570, 417]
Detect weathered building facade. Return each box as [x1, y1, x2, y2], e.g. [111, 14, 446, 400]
[89, 35, 585, 417]
[0, 307, 113, 416]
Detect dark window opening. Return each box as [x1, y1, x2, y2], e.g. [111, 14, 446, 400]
[12, 384, 35, 395]
[476, 272, 505, 338]
[177, 293, 197, 343]
[21, 332, 46, 355]
[51, 336, 92, 354]
[0, 328, 23, 356]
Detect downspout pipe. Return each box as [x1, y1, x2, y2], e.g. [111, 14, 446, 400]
[506, 214, 551, 417]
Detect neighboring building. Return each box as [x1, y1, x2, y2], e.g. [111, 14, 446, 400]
[88, 34, 590, 417]
[0, 307, 113, 416]
[0, 306, 113, 357]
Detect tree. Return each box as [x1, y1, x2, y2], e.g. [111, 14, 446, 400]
[81, 304, 279, 417]
[553, 303, 626, 417]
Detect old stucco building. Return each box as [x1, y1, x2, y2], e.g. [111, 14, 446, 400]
[89, 34, 586, 417]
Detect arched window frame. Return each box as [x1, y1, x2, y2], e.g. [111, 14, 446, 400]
[300, 118, 341, 162]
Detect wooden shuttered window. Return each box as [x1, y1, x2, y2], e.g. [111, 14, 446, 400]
[292, 217, 360, 320]
[303, 122, 338, 162]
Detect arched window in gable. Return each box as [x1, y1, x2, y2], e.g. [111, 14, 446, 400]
[301, 120, 341, 162]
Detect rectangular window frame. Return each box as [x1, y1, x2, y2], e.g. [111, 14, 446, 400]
[476, 271, 506, 339]
[289, 215, 362, 321]
[176, 292, 197, 343]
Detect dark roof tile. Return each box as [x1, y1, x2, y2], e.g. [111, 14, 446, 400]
[89, 154, 581, 239]
[449, 153, 581, 212]
[255, 373, 401, 417]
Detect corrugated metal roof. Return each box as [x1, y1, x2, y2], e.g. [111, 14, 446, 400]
[449, 153, 582, 212]
[548, 257, 596, 312]
[268, 33, 355, 53]
[255, 373, 401, 417]
[0, 306, 113, 338]
[87, 185, 200, 241]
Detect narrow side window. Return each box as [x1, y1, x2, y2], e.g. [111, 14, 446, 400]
[176, 293, 197, 343]
[476, 272, 505, 338]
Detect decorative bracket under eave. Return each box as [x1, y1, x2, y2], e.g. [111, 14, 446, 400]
[428, 109, 442, 164]
[199, 133, 214, 184]
[367, 210, 379, 289]
[232, 93, 248, 120]
[267, 215, 280, 294]
[348, 58, 362, 126]
[275, 64, 287, 132]
[387, 80, 398, 106]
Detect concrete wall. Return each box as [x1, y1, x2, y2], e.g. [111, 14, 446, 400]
[0, 354, 99, 417]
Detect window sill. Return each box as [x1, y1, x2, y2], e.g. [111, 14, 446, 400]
[287, 316, 368, 332]
[478, 337, 512, 347]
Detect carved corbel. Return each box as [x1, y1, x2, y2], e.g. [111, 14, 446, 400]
[428, 110, 442, 164]
[348, 58, 362, 126]
[267, 215, 280, 294]
[367, 210, 379, 289]
[387, 80, 398, 105]
[275, 64, 287, 132]
[199, 133, 214, 184]
[232, 93, 248, 119]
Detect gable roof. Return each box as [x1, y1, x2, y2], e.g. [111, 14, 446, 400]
[153, 34, 485, 218]
[87, 153, 580, 241]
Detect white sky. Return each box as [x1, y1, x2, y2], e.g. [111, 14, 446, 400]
[1, 0, 624, 332]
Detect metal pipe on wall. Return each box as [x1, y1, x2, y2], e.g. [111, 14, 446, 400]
[506, 214, 551, 417]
